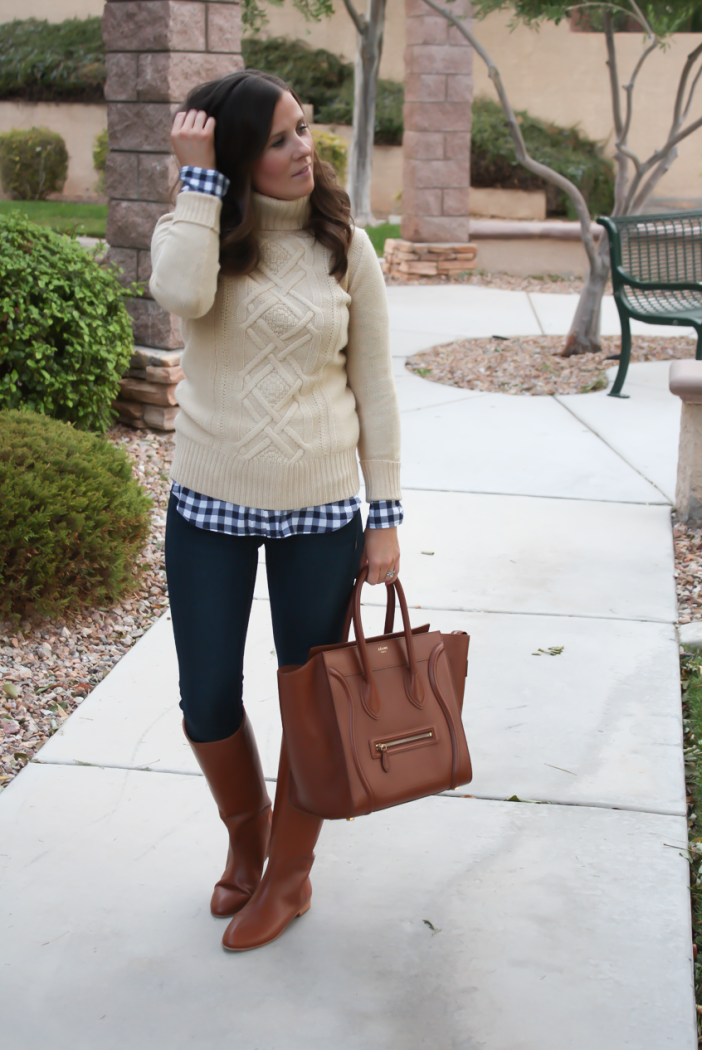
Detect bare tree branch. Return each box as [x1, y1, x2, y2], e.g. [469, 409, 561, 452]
[420, 0, 599, 267]
[661, 111, 702, 152]
[683, 61, 702, 123]
[603, 15, 629, 214]
[626, 0, 655, 37]
[631, 147, 678, 213]
[603, 12, 623, 139]
[672, 41, 702, 129]
[616, 143, 643, 172]
[625, 111, 702, 211]
[340, 0, 366, 37]
[620, 37, 657, 143]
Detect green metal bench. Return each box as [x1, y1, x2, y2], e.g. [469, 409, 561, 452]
[597, 211, 702, 397]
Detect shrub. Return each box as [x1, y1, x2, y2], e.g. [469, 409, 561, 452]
[312, 129, 347, 182]
[93, 127, 108, 194]
[0, 127, 68, 200]
[0, 410, 152, 621]
[0, 214, 135, 433]
[0, 17, 105, 102]
[243, 35, 349, 115]
[470, 97, 615, 219]
[372, 78, 404, 147]
[242, 35, 404, 145]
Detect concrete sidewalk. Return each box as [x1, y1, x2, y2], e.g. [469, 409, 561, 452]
[0, 288, 696, 1049]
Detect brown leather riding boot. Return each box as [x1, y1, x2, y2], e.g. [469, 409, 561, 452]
[184, 713, 272, 918]
[221, 740, 323, 951]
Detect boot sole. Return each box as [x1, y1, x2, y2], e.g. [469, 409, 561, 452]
[222, 899, 311, 952]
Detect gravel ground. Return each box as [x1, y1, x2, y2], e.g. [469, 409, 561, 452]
[406, 334, 697, 397]
[674, 519, 702, 625]
[0, 425, 174, 789]
[386, 269, 610, 296]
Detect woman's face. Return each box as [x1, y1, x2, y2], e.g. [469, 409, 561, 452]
[251, 91, 315, 200]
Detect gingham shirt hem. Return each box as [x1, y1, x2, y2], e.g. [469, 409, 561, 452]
[171, 484, 402, 537]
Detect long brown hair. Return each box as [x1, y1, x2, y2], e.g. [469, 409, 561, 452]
[181, 71, 353, 279]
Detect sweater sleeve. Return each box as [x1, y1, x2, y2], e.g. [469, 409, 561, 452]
[344, 228, 402, 502]
[149, 191, 222, 320]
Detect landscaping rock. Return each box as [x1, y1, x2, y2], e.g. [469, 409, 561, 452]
[384, 238, 477, 278]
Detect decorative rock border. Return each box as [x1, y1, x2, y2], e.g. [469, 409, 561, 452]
[382, 238, 478, 277]
[114, 346, 183, 430]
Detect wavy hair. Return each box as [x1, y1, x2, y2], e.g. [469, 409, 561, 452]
[181, 70, 353, 279]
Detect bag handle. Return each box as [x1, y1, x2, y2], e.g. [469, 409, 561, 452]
[351, 567, 424, 719]
[341, 576, 395, 642]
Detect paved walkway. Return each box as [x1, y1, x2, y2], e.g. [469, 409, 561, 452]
[1, 287, 697, 1048]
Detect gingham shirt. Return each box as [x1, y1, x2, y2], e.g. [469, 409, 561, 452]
[172, 166, 403, 538]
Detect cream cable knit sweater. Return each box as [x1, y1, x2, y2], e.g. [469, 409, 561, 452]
[149, 191, 401, 511]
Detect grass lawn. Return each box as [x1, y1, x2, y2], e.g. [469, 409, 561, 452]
[364, 222, 400, 257]
[0, 204, 395, 250]
[680, 649, 702, 1029]
[0, 199, 107, 238]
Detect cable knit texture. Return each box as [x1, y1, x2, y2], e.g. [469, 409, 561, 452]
[149, 191, 401, 510]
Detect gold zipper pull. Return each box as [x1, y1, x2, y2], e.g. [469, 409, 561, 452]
[376, 741, 390, 773]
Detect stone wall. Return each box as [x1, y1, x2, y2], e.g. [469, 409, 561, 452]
[402, 0, 473, 244]
[102, 0, 243, 351]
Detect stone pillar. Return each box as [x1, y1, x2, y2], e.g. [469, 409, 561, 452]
[401, 0, 473, 245]
[670, 361, 702, 524]
[102, 0, 243, 351]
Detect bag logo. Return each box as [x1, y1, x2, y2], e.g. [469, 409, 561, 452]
[378, 646, 388, 653]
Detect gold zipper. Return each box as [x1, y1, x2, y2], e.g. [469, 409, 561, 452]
[376, 730, 434, 753]
[375, 730, 434, 772]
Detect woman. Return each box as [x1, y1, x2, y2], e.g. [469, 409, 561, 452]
[150, 70, 402, 951]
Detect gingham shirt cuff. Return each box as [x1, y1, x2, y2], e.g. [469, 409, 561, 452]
[367, 500, 403, 529]
[179, 166, 230, 199]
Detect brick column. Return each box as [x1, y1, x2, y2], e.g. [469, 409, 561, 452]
[402, 0, 473, 244]
[102, 0, 243, 350]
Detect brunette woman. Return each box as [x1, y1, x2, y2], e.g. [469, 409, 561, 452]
[150, 70, 401, 951]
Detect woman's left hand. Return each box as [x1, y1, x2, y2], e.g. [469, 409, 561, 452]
[361, 527, 400, 586]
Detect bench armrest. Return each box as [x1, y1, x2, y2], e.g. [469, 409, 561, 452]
[614, 268, 702, 294]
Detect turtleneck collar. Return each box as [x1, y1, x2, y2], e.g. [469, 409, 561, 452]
[252, 192, 311, 232]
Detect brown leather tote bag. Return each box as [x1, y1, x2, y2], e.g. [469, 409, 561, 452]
[277, 568, 472, 819]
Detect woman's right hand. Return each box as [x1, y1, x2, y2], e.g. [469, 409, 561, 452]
[171, 109, 217, 170]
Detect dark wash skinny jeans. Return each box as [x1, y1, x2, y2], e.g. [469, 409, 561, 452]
[165, 495, 364, 743]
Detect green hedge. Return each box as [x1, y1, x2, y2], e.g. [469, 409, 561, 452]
[0, 409, 152, 620]
[470, 97, 615, 219]
[0, 17, 105, 103]
[0, 16, 616, 215]
[0, 20, 404, 143]
[242, 36, 403, 145]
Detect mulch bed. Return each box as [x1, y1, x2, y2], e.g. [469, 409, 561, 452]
[406, 334, 697, 397]
[0, 425, 174, 790]
[674, 519, 702, 625]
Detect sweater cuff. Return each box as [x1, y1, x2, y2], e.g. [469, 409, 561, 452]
[360, 460, 402, 502]
[173, 190, 222, 230]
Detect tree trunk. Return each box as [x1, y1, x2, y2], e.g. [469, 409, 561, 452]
[347, 0, 385, 226]
[562, 232, 611, 356]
